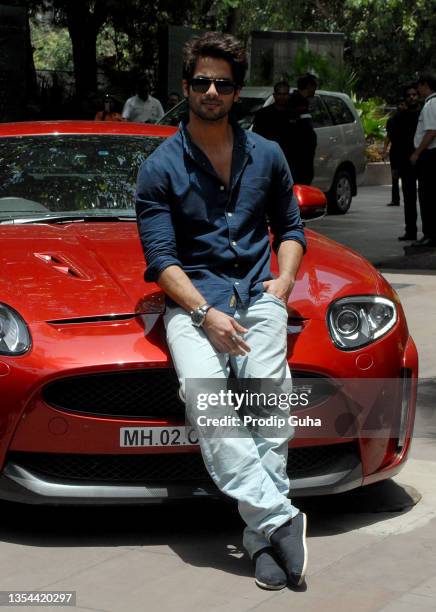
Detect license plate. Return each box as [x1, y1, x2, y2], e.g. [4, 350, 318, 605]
[120, 426, 199, 447]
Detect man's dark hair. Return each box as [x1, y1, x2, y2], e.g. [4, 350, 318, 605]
[297, 73, 318, 90]
[273, 80, 290, 93]
[417, 71, 436, 91]
[403, 82, 418, 97]
[183, 31, 248, 89]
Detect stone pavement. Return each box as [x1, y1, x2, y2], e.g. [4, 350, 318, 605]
[0, 447, 435, 612]
[0, 186, 435, 612]
[310, 184, 436, 274]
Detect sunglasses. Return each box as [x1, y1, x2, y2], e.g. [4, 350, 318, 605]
[190, 77, 236, 95]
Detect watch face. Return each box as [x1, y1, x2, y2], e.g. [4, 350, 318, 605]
[191, 309, 204, 326]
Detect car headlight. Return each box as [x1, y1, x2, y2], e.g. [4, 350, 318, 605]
[327, 296, 397, 350]
[0, 303, 31, 355]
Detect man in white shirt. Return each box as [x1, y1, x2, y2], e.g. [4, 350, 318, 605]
[411, 72, 436, 247]
[122, 77, 164, 123]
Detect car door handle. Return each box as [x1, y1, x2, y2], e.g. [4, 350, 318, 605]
[329, 136, 338, 143]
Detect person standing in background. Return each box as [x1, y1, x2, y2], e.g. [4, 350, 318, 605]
[165, 91, 182, 111]
[95, 93, 126, 122]
[383, 86, 421, 240]
[252, 80, 292, 164]
[410, 72, 436, 248]
[287, 74, 318, 185]
[122, 77, 164, 123]
[383, 98, 407, 207]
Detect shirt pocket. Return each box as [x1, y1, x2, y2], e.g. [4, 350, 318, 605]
[237, 177, 270, 214]
[171, 175, 211, 224]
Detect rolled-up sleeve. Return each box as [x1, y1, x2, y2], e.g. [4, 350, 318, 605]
[267, 143, 307, 253]
[135, 158, 182, 282]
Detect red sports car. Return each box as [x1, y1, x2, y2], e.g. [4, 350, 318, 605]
[0, 121, 418, 504]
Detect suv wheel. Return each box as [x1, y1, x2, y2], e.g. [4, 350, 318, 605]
[327, 169, 353, 214]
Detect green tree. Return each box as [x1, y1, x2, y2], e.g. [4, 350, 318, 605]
[26, 0, 436, 104]
[205, 0, 436, 100]
[27, 1, 128, 95]
[31, 22, 73, 71]
[28, 0, 200, 94]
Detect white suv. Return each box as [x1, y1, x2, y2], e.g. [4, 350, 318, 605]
[158, 87, 366, 214]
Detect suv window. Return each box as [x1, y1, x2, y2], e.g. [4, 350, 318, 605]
[309, 96, 333, 128]
[323, 95, 355, 125]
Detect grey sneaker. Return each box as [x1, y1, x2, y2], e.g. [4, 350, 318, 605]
[270, 512, 308, 586]
[253, 547, 287, 590]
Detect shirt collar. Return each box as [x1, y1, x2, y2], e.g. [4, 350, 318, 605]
[179, 116, 254, 161]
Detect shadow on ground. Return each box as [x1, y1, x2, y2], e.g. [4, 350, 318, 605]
[0, 475, 421, 578]
[375, 248, 436, 271]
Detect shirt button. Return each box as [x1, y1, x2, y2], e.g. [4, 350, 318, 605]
[234, 263, 239, 268]
[232, 241, 237, 246]
[235, 281, 240, 286]
[220, 185, 225, 191]
[227, 212, 233, 217]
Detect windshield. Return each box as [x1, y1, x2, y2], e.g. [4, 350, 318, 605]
[158, 97, 267, 129]
[0, 135, 164, 221]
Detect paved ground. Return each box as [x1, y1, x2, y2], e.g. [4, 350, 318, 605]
[310, 184, 436, 270]
[0, 186, 435, 612]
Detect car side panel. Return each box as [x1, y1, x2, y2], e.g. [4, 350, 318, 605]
[313, 124, 344, 192]
[341, 121, 367, 186]
[322, 94, 367, 191]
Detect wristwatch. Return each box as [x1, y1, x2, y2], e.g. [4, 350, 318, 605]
[190, 303, 212, 327]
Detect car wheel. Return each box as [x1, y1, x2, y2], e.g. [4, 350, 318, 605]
[327, 170, 353, 214]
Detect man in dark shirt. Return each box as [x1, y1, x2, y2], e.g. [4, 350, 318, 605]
[383, 98, 406, 206]
[385, 84, 421, 240]
[136, 32, 307, 590]
[252, 76, 318, 185]
[287, 74, 318, 185]
[252, 80, 293, 162]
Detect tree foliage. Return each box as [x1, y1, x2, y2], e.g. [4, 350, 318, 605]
[200, 0, 436, 101]
[352, 95, 389, 142]
[26, 0, 436, 103]
[31, 21, 72, 71]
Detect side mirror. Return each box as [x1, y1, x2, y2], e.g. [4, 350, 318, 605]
[294, 184, 327, 221]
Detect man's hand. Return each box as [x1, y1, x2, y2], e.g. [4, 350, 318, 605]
[410, 151, 420, 165]
[263, 274, 295, 304]
[411, 132, 436, 165]
[202, 308, 250, 356]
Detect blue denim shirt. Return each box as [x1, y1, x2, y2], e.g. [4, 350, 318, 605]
[135, 121, 306, 315]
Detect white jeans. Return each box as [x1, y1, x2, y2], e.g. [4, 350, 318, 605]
[164, 291, 299, 558]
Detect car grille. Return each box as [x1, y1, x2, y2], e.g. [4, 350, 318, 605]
[8, 443, 358, 484]
[41, 370, 336, 420]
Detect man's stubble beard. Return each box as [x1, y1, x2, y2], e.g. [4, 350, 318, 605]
[188, 98, 231, 122]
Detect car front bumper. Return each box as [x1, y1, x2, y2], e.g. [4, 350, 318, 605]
[0, 443, 363, 505]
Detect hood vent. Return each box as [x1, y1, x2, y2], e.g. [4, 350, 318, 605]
[34, 252, 88, 279]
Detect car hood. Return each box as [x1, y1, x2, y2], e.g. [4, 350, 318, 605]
[0, 224, 384, 323]
[287, 229, 385, 319]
